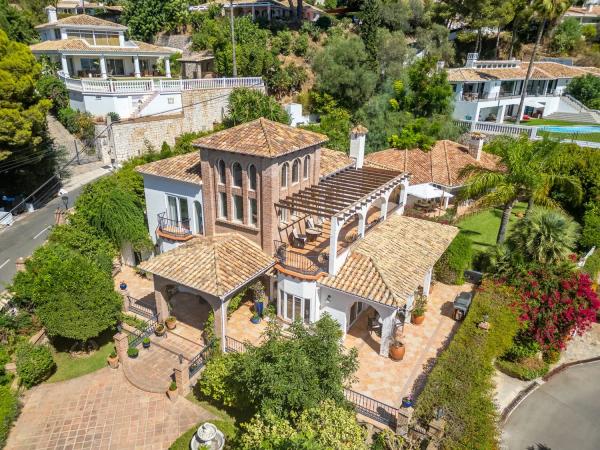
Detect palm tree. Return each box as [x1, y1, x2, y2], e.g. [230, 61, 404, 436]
[506, 207, 580, 264]
[460, 135, 581, 244]
[515, 0, 572, 124]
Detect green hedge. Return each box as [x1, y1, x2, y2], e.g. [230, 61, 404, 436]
[413, 280, 520, 449]
[584, 249, 600, 281]
[496, 358, 549, 381]
[434, 232, 473, 284]
[15, 343, 56, 388]
[0, 386, 19, 448]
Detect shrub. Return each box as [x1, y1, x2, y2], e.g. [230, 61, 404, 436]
[196, 354, 239, 407]
[551, 18, 583, 54]
[413, 281, 520, 449]
[127, 347, 139, 358]
[36, 75, 69, 114]
[15, 343, 55, 387]
[502, 334, 540, 362]
[169, 381, 177, 391]
[583, 249, 600, 281]
[107, 112, 120, 122]
[583, 24, 597, 41]
[0, 386, 19, 447]
[542, 349, 561, 364]
[434, 232, 473, 284]
[496, 357, 549, 381]
[581, 202, 600, 249]
[293, 33, 309, 56]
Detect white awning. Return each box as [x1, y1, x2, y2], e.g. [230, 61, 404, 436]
[406, 183, 454, 200]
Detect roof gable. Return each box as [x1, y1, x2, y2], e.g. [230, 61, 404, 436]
[36, 14, 126, 29]
[193, 118, 328, 157]
[135, 152, 202, 184]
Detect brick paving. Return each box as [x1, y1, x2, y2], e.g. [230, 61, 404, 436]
[6, 368, 215, 450]
[344, 282, 470, 408]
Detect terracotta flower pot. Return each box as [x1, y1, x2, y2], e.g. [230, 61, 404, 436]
[167, 388, 178, 401]
[389, 343, 405, 361]
[107, 355, 119, 369]
[411, 314, 425, 325]
[166, 318, 177, 330]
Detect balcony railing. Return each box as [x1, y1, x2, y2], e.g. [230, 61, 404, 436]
[157, 212, 192, 239]
[57, 71, 264, 94]
[274, 240, 324, 276]
[460, 90, 560, 102]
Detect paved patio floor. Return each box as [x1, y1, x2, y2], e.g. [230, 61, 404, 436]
[6, 368, 214, 450]
[345, 282, 469, 407]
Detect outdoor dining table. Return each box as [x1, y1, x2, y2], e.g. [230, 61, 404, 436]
[306, 229, 320, 241]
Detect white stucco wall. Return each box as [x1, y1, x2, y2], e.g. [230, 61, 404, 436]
[138, 93, 183, 117]
[141, 173, 203, 251]
[82, 94, 136, 119]
[276, 275, 319, 323]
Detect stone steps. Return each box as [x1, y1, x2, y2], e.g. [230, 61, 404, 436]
[544, 111, 599, 124]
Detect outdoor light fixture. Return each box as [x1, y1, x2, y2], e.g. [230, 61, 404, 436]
[179, 353, 184, 364]
[326, 294, 332, 304]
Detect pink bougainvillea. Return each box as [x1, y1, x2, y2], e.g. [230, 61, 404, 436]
[512, 267, 600, 351]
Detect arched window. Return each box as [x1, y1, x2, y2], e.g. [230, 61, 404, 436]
[232, 162, 243, 187]
[217, 160, 226, 184]
[303, 155, 310, 180]
[292, 159, 300, 184]
[248, 164, 257, 191]
[281, 163, 289, 188]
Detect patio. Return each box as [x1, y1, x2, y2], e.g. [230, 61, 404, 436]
[344, 282, 470, 407]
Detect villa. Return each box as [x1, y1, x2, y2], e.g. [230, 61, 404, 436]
[448, 53, 600, 123]
[133, 120, 458, 365]
[191, 0, 324, 22]
[29, 6, 263, 119]
[563, 1, 600, 25]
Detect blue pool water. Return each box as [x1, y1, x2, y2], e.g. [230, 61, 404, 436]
[539, 125, 600, 134]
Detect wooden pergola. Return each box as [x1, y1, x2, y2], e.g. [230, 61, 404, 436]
[275, 166, 409, 221]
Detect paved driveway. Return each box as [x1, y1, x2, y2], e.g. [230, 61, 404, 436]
[502, 362, 600, 450]
[6, 367, 213, 450]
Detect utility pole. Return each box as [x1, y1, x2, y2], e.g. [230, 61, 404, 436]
[229, 0, 237, 77]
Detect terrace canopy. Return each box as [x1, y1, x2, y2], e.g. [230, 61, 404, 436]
[406, 183, 454, 200]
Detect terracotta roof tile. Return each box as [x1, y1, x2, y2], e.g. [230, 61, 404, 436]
[193, 118, 328, 157]
[319, 148, 353, 178]
[135, 153, 202, 184]
[364, 140, 500, 187]
[139, 234, 274, 297]
[321, 215, 458, 307]
[29, 39, 175, 54]
[447, 62, 600, 82]
[565, 5, 600, 17]
[35, 14, 126, 29]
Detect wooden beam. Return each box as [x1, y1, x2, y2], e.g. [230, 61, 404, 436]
[289, 192, 350, 209]
[277, 200, 338, 217]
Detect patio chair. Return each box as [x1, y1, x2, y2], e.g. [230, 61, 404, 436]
[306, 217, 322, 231]
[367, 316, 382, 337]
[291, 228, 307, 248]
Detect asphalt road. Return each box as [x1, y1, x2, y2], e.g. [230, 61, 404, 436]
[502, 361, 600, 450]
[0, 185, 83, 288]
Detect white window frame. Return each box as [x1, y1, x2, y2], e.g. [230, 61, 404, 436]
[278, 290, 311, 324]
[164, 194, 189, 224]
[218, 192, 228, 219]
[232, 194, 243, 222]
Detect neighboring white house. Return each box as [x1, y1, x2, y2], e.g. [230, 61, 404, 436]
[29, 6, 264, 119]
[448, 53, 600, 123]
[563, 1, 600, 25]
[191, 0, 324, 22]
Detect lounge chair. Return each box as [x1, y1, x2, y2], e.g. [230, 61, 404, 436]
[291, 229, 307, 248]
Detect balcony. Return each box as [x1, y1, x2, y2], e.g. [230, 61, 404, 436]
[157, 212, 193, 241]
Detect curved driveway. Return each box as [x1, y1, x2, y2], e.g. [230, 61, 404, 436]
[502, 362, 600, 450]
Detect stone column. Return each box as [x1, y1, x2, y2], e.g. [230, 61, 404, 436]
[213, 298, 229, 352]
[154, 276, 171, 322]
[173, 359, 190, 396]
[61, 55, 70, 77]
[133, 55, 141, 78]
[328, 216, 342, 275]
[99, 56, 107, 79]
[379, 310, 396, 357]
[114, 332, 129, 360]
[422, 267, 433, 297]
[164, 57, 171, 78]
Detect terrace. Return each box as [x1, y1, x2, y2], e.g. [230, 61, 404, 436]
[274, 165, 410, 276]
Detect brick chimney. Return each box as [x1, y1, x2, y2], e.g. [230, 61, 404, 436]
[45, 6, 57, 23]
[467, 133, 485, 161]
[349, 124, 368, 169]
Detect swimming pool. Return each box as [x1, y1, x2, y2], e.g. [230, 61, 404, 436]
[538, 125, 600, 133]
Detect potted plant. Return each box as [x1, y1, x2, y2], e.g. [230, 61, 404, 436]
[165, 316, 177, 330]
[155, 323, 166, 336]
[142, 337, 151, 349]
[389, 339, 405, 361]
[250, 313, 261, 324]
[251, 281, 266, 318]
[411, 294, 427, 325]
[119, 280, 127, 291]
[401, 396, 413, 408]
[107, 350, 119, 369]
[167, 381, 178, 400]
[127, 347, 139, 359]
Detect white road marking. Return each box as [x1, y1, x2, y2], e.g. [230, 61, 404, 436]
[0, 259, 9, 270]
[33, 226, 50, 239]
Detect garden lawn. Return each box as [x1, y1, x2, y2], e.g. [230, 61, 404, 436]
[456, 202, 526, 254]
[47, 340, 113, 383]
[520, 119, 594, 127]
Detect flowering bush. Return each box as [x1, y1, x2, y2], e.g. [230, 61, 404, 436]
[511, 266, 600, 351]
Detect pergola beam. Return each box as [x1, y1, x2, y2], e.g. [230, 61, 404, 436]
[290, 191, 349, 209]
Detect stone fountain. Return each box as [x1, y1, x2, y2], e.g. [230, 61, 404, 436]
[190, 422, 225, 450]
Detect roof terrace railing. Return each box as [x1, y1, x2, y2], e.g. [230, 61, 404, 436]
[274, 240, 324, 276]
[157, 212, 192, 239]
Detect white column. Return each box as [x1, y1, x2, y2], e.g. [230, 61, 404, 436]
[443, 194, 450, 209]
[398, 179, 409, 215]
[455, 82, 463, 101]
[164, 57, 171, 78]
[60, 55, 70, 77]
[60, 28, 68, 40]
[251, 4, 255, 20]
[267, 3, 271, 21]
[99, 56, 107, 79]
[379, 309, 396, 357]
[379, 196, 389, 221]
[133, 55, 141, 78]
[328, 216, 341, 275]
[357, 212, 366, 238]
[496, 104, 506, 123]
[118, 32, 125, 47]
[422, 267, 433, 297]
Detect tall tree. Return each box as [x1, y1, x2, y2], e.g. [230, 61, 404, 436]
[515, 0, 572, 124]
[460, 136, 579, 243]
[122, 0, 188, 42]
[223, 88, 290, 126]
[359, 0, 381, 67]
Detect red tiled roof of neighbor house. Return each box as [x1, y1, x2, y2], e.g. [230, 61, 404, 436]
[35, 13, 127, 29]
[135, 152, 202, 184]
[29, 39, 175, 54]
[447, 62, 600, 82]
[364, 140, 500, 187]
[319, 148, 354, 178]
[138, 234, 274, 298]
[565, 5, 600, 17]
[321, 215, 458, 307]
[193, 118, 328, 157]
